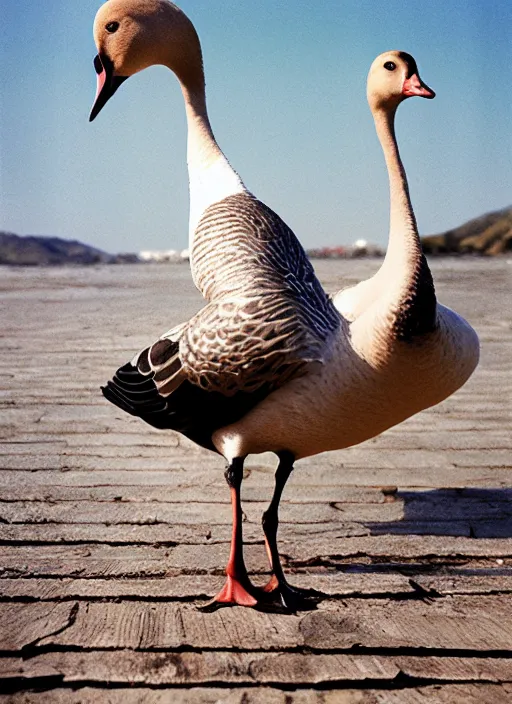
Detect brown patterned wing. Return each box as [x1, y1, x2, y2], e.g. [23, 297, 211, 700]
[178, 295, 325, 396]
[102, 310, 315, 451]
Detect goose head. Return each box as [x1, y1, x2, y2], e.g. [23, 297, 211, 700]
[90, 0, 203, 121]
[367, 51, 435, 113]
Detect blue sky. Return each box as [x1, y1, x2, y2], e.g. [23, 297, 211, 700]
[1, 0, 511, 253]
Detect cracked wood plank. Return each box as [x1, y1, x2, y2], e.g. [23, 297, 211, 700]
[0, 499, 404, 525]
[1, 542, 509, 580]
[299, 596, 512, 652]
[0, 521, 371, 546]
[1, 448, 510, 470]
[3, 427, 511, 451]
[1, 595, 507, 652]
[2, 651, 512, 687]
[0, 573, 416, 601]
[0, 684, 511, 704]
[2, 465, 511, 488]
[2, 573, 512, 602]
[1, 524, 511, 557]
[0, 484, 390, 504]
[0, 542, 270, 578]
[0, 602, 77, 651]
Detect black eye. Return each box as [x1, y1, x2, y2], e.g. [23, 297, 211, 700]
[106, 21, 119, 33]
[384, 61, 396, 71]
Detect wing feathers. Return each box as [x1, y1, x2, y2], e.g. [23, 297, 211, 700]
[103, 193, 340, 449]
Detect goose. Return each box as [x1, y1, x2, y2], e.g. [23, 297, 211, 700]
[90, 0, 479, 611]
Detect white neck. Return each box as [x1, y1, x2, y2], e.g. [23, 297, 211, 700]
[180, 83, 246, 243]
[373, 106, 423, 280]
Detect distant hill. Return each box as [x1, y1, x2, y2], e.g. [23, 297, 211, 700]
[421, 206, 512, 256]
[0, 232, 138, 266]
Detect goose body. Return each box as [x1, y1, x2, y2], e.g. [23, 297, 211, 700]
[215, 302, 479, 460]
[90, 2, 479, 610]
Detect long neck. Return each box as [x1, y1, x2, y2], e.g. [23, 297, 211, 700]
[179, 78, 246, 240]
[372, 104, 437, 340]
[374, 106, 423, 273]
[181, 81, 224, 174]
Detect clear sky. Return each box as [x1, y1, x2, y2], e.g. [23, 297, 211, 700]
[1, 1, 511, 254]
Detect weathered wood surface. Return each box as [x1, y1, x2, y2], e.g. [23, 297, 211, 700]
[1, 686, 512, 704]
[0, 259, 511, 701]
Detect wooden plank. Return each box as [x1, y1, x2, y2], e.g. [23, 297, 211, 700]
[0, 573, 415, 601]
[4, 523, 491, 552]
[5, 426, 509, 453]
[0, 685, 511, 704]
[302, 466, 512, 489]
[0, 442, 67, 455]
[1, 651, 512, 687]
[0, 595, 505, 652]
[0, 602, 77, 651]
[473, 522, 512, 539]
[0, 541, 510, 580]
[370, 430, 512, 451]
[299, 597, 512, 652]
[0, 484, 389, 504]
[2, 486, 511, 520]
[1, 524, 511, 559]
[1, 446, 511, 471]
[389, 492, 512, 520]
[415, 574, 512, 596]
[2, 573, 512, 602]
[0, 469, 234, 488]
[369, 520, 512, 538]
[249, 653, 512, 686]
[308, 448, 512, 470]
[0, 651, 397, 685]
[1, 490, 509, 529]
[2, 465, 512, 488]
[395, 655, 512, 683]
[0, 521, 371, 545]
[34, 602, 302, 651]
[285, 534, 512, 562]
[0, 543, 269, 578]
[2, 433, 511, 460]
[0, 432, 181, 447]
[0, 499, 404, 525]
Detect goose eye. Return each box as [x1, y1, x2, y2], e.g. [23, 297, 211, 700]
[106, 21, 119, 33]
[384, 61, 396, 71]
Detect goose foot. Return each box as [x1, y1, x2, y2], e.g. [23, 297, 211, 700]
[262, 575, 323, 612]
[198, 576, 304, 613]
[198, 574, 259, 611]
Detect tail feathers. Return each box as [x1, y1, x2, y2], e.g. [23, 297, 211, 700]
[102, 361, 173, 428]
[102, 340, 274, 452]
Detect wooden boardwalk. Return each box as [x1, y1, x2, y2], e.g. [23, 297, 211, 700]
[0, 258, 511, 703]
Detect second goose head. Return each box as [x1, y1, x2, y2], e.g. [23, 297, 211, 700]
[367, 51, 435, 113]
[90, 0, 203, 121]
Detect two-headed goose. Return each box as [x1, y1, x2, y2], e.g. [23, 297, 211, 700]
[90, 1, 479, 612]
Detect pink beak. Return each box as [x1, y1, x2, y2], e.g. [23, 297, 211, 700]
[402, 74, 435, 99]
[89, 54, 127, 122]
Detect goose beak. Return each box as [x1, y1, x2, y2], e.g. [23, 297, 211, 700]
[402, 74, 435, 99]
[89, 54, 128, 122]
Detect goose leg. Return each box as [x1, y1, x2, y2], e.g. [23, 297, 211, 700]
[261, 452, 322, 612]
[199, 457, 260, 610]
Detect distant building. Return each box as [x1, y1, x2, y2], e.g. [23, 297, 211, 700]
[306, 240, 383, 259]
[139, 249, 188, 263]
[138, 248, 191, 263]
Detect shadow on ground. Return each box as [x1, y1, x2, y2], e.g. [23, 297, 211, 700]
[367, 488, 512, 539]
